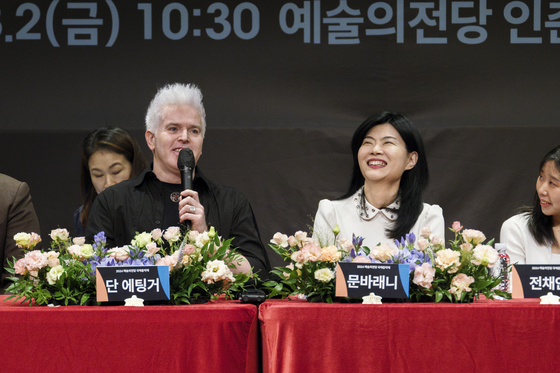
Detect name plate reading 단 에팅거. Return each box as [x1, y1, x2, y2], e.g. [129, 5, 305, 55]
[96, 266, 170, 302]
[512, 264, 560, 298]
[335, 262, 409, 299]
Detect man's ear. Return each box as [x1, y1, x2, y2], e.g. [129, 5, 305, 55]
[145, 130, 156, 152]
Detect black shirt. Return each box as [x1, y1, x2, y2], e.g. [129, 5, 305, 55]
[85, 166, 270, 276]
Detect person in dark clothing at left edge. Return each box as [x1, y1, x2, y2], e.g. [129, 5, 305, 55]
[85, 83, 270, 277]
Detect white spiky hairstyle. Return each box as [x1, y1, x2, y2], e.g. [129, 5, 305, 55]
[145, 83, 206, 137]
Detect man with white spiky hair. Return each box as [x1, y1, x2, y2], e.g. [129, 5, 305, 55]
[86, 83, 270, 276]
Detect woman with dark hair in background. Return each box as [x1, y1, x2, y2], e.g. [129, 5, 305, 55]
[75, 127, 148, 236]
[501, 145, 560, 264]
[313, 112, 445, 247]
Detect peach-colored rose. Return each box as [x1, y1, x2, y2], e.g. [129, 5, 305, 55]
[49, 228, 69, 242]
[420, 227, 432, 238]
[353, 255, 372, 263]
[320, 246, 341, 262]
[291, 250, 309, 268]
[67, 244, 84, 260]
[301, 242, 322, 262]
[471, 245, 499, 268]
[108, 246, 130, 261]
[182, 244, 196, 256]
[145, 242, 160, 257]
[73, 237, 86, 246]
[462, 229, 486, 245]
[294, 231, 307, 242]
[46, 251, 60, 268]
[435, 249, 461, 273]
[28, 233, 42, 248]
[370, 243, 398, 262]
[417, 238, 430, 252]
[413, 263, 436, 289]
[337, 238, 354, 252]
[23, 250, 48, 271]
[452, 221, 463, 232]
[188, 230, 200, 241]
[449, 273, 475, 294]
[460, 243, 473, 252]
[163, 226, 182, 242]
[430, 235, 444, 245]
[270, 232, 289, 248]
[151, 228, 163, 241]
[156, 255, 177, 272]
[287, 235, 298, 247]
[14, 258, 28, 275]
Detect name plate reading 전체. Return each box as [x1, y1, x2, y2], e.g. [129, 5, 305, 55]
[512, 264, 560, 298]
[335, 262, 409, 299]
[96, 266, 170, 302]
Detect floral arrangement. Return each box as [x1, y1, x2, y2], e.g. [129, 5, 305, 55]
[342, 222, 510, 303]
[266, 222, 510, 304]
[5, 226, 252, 306]
[404, 223, 511, 302]
[265, 229, 348, 303]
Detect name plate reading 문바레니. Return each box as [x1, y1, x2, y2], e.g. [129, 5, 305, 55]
[96, 265, 170, 302]
[335, 262, 409, 299]
[512, 264, 560, 298]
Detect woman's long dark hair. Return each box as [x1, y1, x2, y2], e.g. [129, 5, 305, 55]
[79, 127, 148, 227]
[338, 112, 429, 239]
[525, 145, 560, 246]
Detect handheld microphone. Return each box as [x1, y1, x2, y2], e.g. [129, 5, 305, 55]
[177, 148, 195, 191]
[176, 148, 195, 232]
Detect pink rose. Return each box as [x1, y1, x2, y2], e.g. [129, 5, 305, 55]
[337, 238, 354, 252]
[352, 255, 372, 263]
[417, 238, 430, 252]
[67, 244, 83, 260]
[420, 227, 432, 238]
[156, 255, 177, 272]
[151, 228, 163, 241]
[290, 250, 309, 267]
[287, 236, 298, 247]
[270, 232, 289, 248]
[145, 242, 160, 257]
[163, 226, 181, 242]
[449, 273, 475, 294]
[452, 221, 463, 232]
[108, 246, 130, 261]
[14, 258, 28, 275]
[182, 244, 196, 256]
[301, 242, 322, 262]
[29, 233, 42, 248]
[294, 231, 307, 242]
[23, 250, 48, 271]
[46, 251, 60, 267]
[460, 243, 473, 252]
[73, 237, 86, 246]
[413, 263, 436, 289]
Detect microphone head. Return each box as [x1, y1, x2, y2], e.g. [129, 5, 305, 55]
[177, 148, 195, 169]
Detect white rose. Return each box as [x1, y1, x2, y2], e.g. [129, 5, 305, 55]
[314, 268, 335, 283]
[46, 265, 65, 285]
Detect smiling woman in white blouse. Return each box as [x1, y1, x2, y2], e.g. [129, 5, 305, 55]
[501, 145, 560, 264]
[313, 112, 445, 248]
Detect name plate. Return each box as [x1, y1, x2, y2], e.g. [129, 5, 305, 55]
[96, 265, 170, 302]
[335, 262, 409, 299]
[512, 264, 560, 298]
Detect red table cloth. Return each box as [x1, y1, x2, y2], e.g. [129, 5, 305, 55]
[0, 295, 258, 373]
[259, 298, 559, 373]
